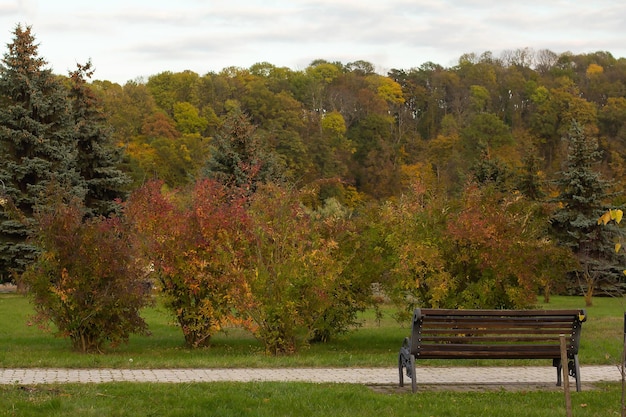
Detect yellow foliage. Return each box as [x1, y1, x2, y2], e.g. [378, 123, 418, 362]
[598, 209, 623, 225]
[598, 209, 626, 276]
[400, 163, 436, 191]
[375, 77, 405, 105]
[586, 63, 604, 78]
[321, 111, 347, 136]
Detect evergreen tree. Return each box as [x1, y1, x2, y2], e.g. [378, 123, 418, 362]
[470, 145, 512, 192]
[517, 148, 545, 200]
[68, 61, 130, 216]
[0, 25, 84, 281]
[550, 120, 621, 294]
[204, 106, 283, 193]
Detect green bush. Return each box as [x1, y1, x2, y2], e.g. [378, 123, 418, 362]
[244, 184, 365, 354]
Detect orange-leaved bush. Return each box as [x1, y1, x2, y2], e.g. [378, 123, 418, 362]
[126, 180, 252, 348]
[444, 183, 574, 308]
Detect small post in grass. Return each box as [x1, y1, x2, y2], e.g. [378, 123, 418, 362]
[560, 334, 573, 417]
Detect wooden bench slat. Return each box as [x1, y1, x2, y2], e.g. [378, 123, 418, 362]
[417, 350, 561, 359]
[419, 313, 580, 318]
[418, 343, 562, 351]
[420, 336, 565, 343]
[417, 345, 564, 359]
[421, 317, 579, 323]
[418, 309, 585, 317]
[421, 319, 579, 326]
[420, 329, 572, 336]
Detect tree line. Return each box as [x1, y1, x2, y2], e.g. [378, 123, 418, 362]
[1, 25, 625, 353]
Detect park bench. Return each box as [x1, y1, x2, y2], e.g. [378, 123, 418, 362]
[398, 308, 587, 392]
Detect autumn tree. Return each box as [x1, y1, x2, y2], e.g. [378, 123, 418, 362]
[599, 97, 626, 140]
[293, 60, 342, 113]
[243, 183, 358, 354]
[460, 113, 514, 162]
[94, 80, 162, 187]
[300, 111, 356, 203]
[20, 191, 152, 352]
[146, 70, 202, 116]
[445, 183, 574, 308]
[96, 80, 158, 146]
[378, 179, 574, 314]
[317, 111, 351, 177]
[235, 67, 309, 180]
[372, 182, 452, 318]
[126, 180, 251, 348]
[173, 101, 208, 135]
[348, 114, 401, 198]
[123, 105, 211, 188]
[530, 81, 598, 167]
[0, 25, 84, 282]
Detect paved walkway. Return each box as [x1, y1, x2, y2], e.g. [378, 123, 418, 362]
[0, 366, 621, 385]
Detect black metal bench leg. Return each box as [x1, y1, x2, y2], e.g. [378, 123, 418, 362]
[410, 354, 416, 393]
[398, 352, 417, 392]
[554, 356, 583, 392]
[399, 338, 418, 392]
[573, 355, 582, 392]
[398, 351, 404, 388]
[554, 358, 562, 387]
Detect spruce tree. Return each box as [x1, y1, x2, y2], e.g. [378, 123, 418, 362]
[0, 25, 84, 281]
[204, 106, 283, 193]
[518, 147, 546, 200]
[550, 120, 621, 294]
[68, 61, 130, 217]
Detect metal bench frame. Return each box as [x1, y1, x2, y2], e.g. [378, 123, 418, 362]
[398, 308, 587, 392]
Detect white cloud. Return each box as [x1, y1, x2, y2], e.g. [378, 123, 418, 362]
[0, 0, 624, 83]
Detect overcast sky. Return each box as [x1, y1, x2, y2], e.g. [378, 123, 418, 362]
[1, 0, 625, 84]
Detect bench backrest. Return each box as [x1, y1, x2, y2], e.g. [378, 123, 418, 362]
[408, 308, 586, 360]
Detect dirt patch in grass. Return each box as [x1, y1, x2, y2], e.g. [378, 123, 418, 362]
[368, 382, 599, 394]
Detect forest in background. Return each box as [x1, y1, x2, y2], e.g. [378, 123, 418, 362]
[94, 49, 626, 204]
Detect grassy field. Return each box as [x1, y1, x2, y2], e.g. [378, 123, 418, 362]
[1, 293, 625, 416]
[0, 382, 621, 417]
[539, 295, 626, 366]
[0, 293, 408, 368]
[0, 293, 624, 368]
[0, 294, 624, 368]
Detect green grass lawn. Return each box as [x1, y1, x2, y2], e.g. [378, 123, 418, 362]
[0, 382, 622, 417]
[540, 295, 626, 366]
[0, 293, 410, 368]
[0, 293, 623, 368]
